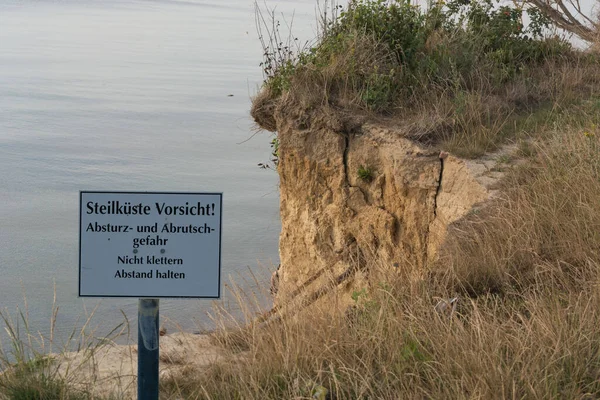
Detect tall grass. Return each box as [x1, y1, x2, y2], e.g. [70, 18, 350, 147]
[156, 119, 600, 399]
[0, 293, 130, 400]
[440, 108, 600, 296]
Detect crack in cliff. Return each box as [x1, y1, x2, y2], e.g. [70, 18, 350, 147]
[434, 156, 444, 217]
[343, 134, 351, 187]
[426, 155, 444, 265]
[342, 133, 369, 191]
[342, 133, 368, 203]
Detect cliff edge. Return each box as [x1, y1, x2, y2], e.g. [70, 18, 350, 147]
[254, 101, 516, 307]
[249, 0, 599, 312]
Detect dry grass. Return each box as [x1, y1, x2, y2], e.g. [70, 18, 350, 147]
[0, 298, 130, 400]
[440, 115, 600, 296]
[156, 120, 600, 399]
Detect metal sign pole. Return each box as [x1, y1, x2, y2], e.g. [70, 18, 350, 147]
[138, 299, 159, 400]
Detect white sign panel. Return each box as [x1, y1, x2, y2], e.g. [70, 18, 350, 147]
[79, 191, 222, 298]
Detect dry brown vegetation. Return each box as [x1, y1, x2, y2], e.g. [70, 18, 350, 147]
[441, 114, 600, 296]
[0, 302, 131, 400]
[153, 118, 600, 399]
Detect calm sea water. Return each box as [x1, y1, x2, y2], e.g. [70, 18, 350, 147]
[0, 0, 320, 351]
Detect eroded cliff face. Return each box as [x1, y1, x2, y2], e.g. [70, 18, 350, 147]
[269, 111, 508, 307]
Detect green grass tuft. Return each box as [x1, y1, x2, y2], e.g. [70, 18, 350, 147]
[357, 165, 374, 182]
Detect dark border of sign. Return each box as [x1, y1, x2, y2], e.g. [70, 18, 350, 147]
[79, 191, 223, 299]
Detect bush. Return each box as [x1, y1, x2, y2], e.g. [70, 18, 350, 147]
[260, 0, 569, 108]
[253, 0, 595, 157]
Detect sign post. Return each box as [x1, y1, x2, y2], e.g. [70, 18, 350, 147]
[79, 191, 222, 399]
[138, 299, 159, 400]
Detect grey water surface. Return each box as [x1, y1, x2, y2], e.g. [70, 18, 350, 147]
[0, 0, 319, 351]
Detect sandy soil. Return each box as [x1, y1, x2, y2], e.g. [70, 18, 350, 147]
[56, 332, 224, 399]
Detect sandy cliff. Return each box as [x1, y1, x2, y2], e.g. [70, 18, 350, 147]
[255, 101, 513, 308]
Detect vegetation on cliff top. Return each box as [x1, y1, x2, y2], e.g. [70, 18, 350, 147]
[252, 0, 600, 157]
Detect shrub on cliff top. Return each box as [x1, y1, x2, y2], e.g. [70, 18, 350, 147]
[259, 0, 566, 106]
[253, 0, 600, 157]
